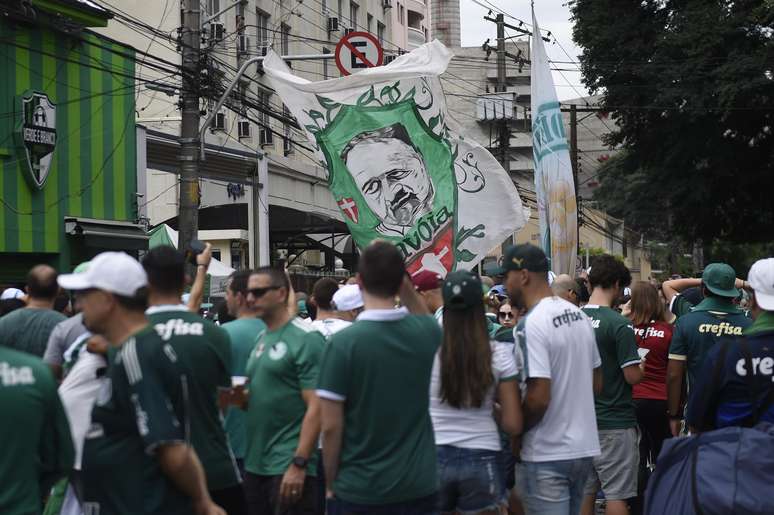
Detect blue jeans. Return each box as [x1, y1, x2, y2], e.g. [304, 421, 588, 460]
[436, 445, 505, 513]
[514, 458, 594, 515]
[326, 493, 438, 515]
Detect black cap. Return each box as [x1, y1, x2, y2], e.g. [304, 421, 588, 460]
[442, 271, 484, 310]
[491, 244, 550, 275]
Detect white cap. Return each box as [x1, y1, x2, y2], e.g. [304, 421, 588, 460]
[58, 252, 147, 297]
[0, 288, 24, 300]
[748, 258, 774, 311]
[333, 284, 364, 311]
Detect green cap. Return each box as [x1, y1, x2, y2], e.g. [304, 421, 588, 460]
[442, 271, 484, 310]
[491, 244, 550, 275]
[702, 263, 739, 298]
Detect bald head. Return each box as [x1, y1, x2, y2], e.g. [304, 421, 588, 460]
[27, 264, 59, 300]
[552, 274, 579, 305]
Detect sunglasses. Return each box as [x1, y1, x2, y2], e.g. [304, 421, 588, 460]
[499, 311, 514, 319]
[247, 286, 282, 298]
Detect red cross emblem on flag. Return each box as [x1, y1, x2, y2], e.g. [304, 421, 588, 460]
[337, 197, 359, 224]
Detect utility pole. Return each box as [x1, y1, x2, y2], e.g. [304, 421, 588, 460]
[178, 0, 201, 255]
[492, 13, 513, 252]
[495, 14, 508, 167]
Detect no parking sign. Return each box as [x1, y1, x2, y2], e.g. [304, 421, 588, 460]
[334, 31, 384, 76]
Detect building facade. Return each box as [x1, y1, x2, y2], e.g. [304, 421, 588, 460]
[0, 1, 145, 281]
[95, 0, 428, 272]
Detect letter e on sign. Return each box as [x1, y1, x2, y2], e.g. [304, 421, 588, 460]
[334, 31, 384, 76]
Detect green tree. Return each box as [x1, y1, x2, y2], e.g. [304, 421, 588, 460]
[570, 0, 774, 243]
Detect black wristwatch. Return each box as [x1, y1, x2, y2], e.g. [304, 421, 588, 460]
[292, 456, 308, 469]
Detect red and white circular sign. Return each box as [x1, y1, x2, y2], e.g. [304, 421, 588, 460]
[334, 31, 384, 76]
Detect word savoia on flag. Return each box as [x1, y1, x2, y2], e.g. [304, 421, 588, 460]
[531, 11, 578, 275]
[264, 41, 526, 277]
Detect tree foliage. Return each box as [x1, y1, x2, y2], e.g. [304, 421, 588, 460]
[570, 0, 774, 243]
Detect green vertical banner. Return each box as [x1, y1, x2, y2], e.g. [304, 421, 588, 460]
[530, 9, 578, 275]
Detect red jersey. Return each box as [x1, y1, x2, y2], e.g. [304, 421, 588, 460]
[632, 320, 673, 401]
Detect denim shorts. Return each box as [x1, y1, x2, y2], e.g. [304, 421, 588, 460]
[436, 445, 505, 514]
[514, 458, 594, 515]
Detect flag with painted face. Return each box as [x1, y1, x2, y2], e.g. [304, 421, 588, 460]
[264, 41, 526, 277]
[531, 11, 578, 275]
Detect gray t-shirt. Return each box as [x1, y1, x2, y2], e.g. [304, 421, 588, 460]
[43, 313, 88, 366]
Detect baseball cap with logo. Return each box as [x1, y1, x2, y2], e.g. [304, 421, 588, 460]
[332, 284, 364, 311]
[443, 271, 484, 310]
[748, 258, 774, 310]
[491, 244, 550, 275]
[58, 252, 147, 297]
[701, 263, 739, 298]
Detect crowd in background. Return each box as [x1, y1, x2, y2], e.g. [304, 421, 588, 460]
[1, 240, 773, 515]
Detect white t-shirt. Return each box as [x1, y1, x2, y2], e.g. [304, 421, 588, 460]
[58, 334, 108, 469]
[310, 318, 352, 338]
[514, 296, 602, 462]
[429, 341, 518, 451]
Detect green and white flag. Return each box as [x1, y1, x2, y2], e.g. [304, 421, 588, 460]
[531, 10, 578, 275]
[264, 41, 526, 277]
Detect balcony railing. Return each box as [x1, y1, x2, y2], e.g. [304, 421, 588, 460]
[407, 27, 425, 49]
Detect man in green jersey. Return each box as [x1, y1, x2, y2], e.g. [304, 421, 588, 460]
[666, 263, 752, 435]
[221, 270, 266, 475]
[142, 245, 245, 515]
[317, 241, 440, 513]
[0, 265, 66, 357]
[238, 266, 324, 514]
[58, 251, 223, 515]
[662, 267, 748, 319]
[580, 255, 643, 515]
[0, 346, 73, 514]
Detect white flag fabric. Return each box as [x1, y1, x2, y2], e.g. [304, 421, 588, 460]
[531, 11, 578, 275]
[263, 41, 526, 277]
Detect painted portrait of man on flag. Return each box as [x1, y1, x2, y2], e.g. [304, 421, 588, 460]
[264, 41, 526, 277]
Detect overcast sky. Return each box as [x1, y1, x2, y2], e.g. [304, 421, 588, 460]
[458, 0, 591, 101]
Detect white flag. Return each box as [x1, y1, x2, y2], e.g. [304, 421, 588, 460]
[264, 41, 526, 277]
[531, 11, 578, 275]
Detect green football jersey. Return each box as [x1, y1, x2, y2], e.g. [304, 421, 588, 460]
[0, 308, 66, 357]
[317, 310, 441, 504]
[582, 305, 641, 430]
[82, 326, 192, 515]
[0, 346, 73, 515]
[221, 317, 266, 460]
[670, 294, 694, 319]
[147, 305, 239, 491]
[245, 317, 324, 477]
[669, 297, 752, 390]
